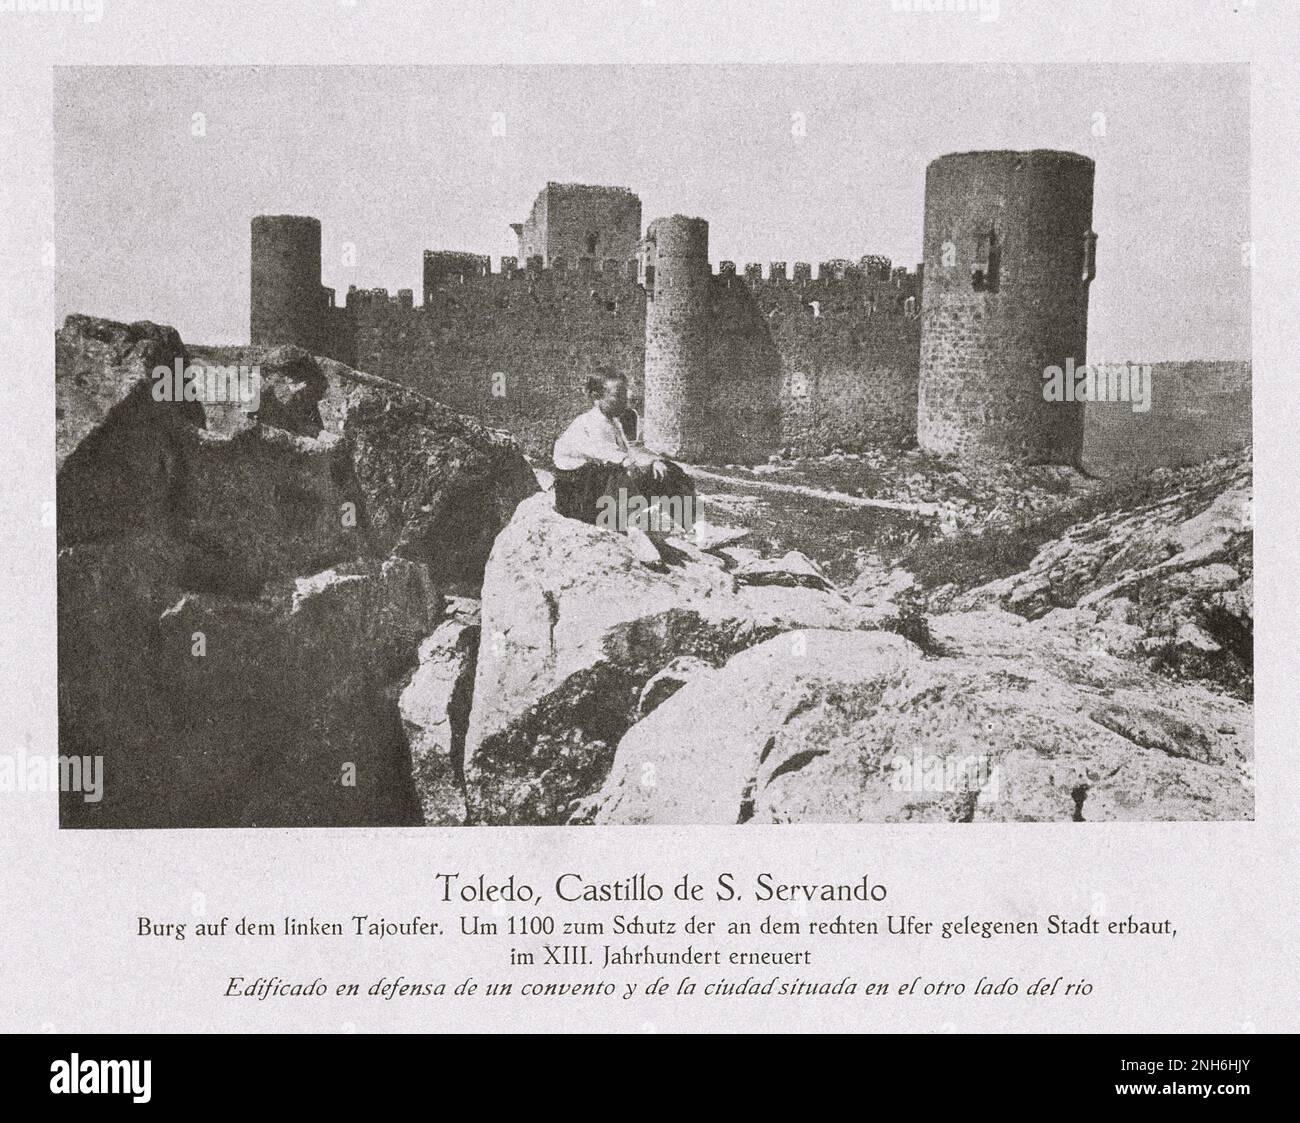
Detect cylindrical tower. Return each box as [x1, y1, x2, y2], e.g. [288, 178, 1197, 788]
[250, 215, 324, 352]
[917, 150, 1096, 463]
[643, 215, 711, 459]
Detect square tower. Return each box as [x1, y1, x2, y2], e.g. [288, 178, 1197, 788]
[511, 182, 642, 266]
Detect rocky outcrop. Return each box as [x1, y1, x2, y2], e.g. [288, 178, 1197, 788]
[56, 317, 1254, 828]
[314, 358, 538, 593]
[723, 548, 834, 591]
[57, 317, 535, 827]
[636, 656, 714, 719]
[947, 453, 1252, 698]
[591, 610, 1251, 825]
[398, 602, 481, 825]
[56, 317, 201, 474]
[462, 492, 884, 824]
[468, 448, 1252, 826]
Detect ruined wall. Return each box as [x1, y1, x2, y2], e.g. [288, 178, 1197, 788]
[513, 188, 547, 262]
[329, 253, 919, 465]
[689, 260, 921, 459]
[423, 251, 491, 301]
[320, 289, 358, 369]
[546, 184, 641, 266]
[702, 269, 784, 461]
[336, 259, 646, 459]
[918, 149, 1096, 464]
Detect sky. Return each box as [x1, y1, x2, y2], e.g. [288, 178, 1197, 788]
[53, 63, 1250, 360]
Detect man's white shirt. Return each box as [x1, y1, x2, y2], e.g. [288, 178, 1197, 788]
[553, 405, 648, 470]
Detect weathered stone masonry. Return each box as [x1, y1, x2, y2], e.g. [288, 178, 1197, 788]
[511, 182, 643, 267]
[637, 216, 922, 462]
[330, 260, 648, 461]
[250, 154, 1093, 464]
[918, 149, 1097, 464]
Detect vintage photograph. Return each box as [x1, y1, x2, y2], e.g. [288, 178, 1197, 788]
[53, 63, 1252, 828]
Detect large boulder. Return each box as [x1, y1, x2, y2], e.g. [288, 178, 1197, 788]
[314, 357, 538, 593]
[591, 609, 1252, 825]
[56, 317, 203, 544]
[399, 606, 481, 825]
[57, 317, 535, 827]
[463, 492, 883, 824]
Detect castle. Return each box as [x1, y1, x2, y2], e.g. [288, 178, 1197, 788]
[249, 152, 1097, 464]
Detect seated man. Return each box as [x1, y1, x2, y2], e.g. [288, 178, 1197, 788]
[552, 371, 695, 538]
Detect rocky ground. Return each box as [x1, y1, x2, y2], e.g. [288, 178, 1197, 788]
[473, 452, 1253, 826]
[687, 447, 1099, 585]
[885, 450, 1253, 701]
[57, 316, 1253, 826]
[57, 316, 535, 827]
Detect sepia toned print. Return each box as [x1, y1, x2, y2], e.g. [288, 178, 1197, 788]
[51, 65, 1251, 828]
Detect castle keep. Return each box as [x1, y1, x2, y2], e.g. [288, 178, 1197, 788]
[511, 182, 642, 267]
[249, 154, 1095, 465]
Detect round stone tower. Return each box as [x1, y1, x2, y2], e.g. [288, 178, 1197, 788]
[250, 215, 324, 352]
[643, 215, 712, 459]
[917, 150, 1097, 463]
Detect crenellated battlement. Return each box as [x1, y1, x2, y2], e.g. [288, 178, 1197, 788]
[250, 155, 1088, 465]
[422, 252, 641, 279]
[707, 257, 922, 333]
[716, 257, 919, 294]
[648, 250, 916, 286]
[253, 204, 923, 461]
[334, 243, 922, 309]
[344, 286, 415, 308]
[416, 252, 645, 306]
[341, 253, 918, 309]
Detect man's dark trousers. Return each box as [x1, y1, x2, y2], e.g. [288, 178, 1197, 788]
[553, 460, 695, 527]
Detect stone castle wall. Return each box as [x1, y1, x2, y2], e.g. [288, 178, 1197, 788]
[747, 263, 921, 454]
[251, 148, 1101, 466]
[331, 260, 647, 459]
[293, 248, 922, 462]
